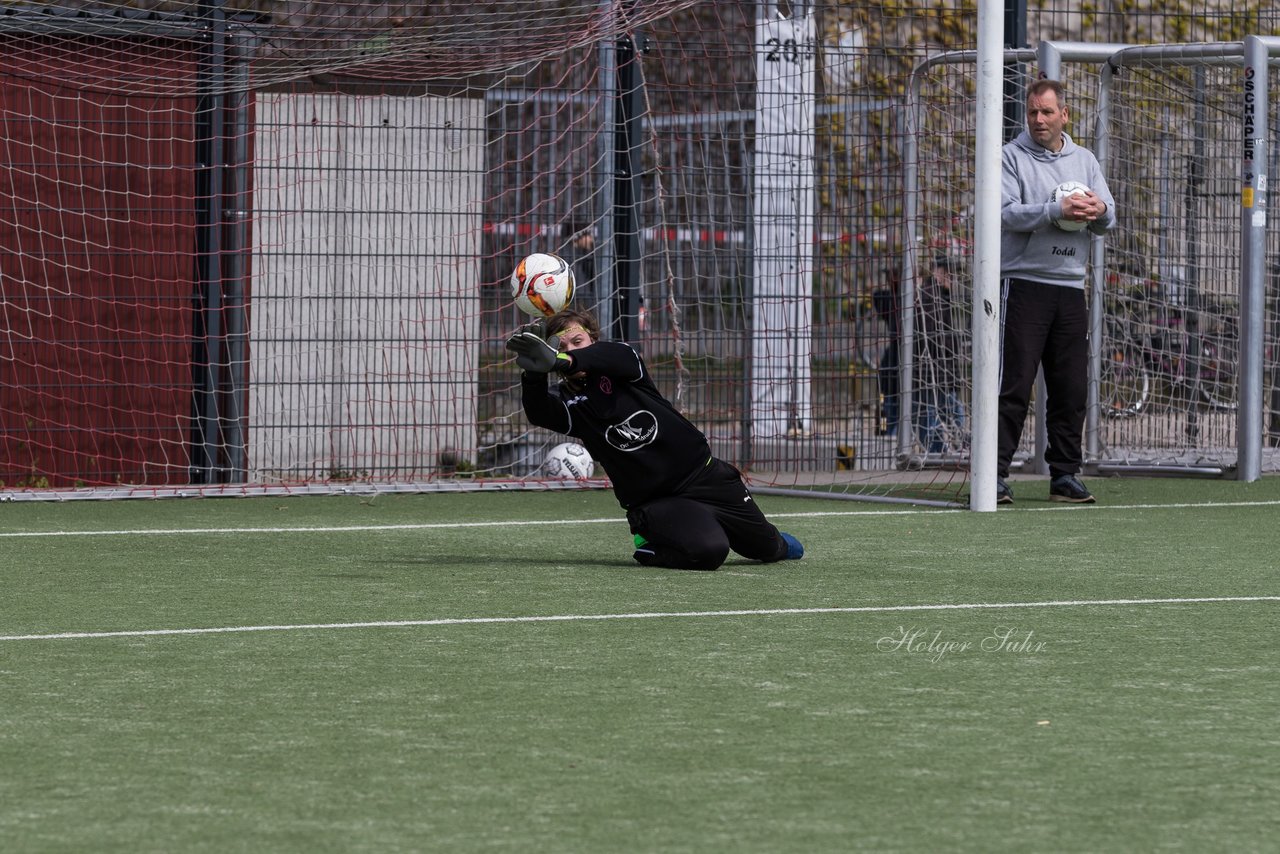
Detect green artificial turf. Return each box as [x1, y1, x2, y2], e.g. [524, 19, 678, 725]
[1, 477, 1278, 852]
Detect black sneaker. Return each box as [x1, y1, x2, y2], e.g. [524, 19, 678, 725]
[1049, 474, 1096, 504]
[996, 478, 1014, 505]
[632, 533, 656, 562]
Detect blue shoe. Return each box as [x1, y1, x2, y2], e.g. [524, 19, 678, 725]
[780, 532, 804, 560]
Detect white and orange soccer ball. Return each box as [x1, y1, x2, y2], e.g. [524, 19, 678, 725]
[511, 252, 576, 318]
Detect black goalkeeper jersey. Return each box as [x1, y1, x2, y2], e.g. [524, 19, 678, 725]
[520, 341, 712, 508]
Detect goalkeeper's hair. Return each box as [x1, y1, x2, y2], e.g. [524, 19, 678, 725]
[547, 309, 601, 342]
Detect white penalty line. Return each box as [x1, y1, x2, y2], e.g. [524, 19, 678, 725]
[3, 595, 1277, 642]
[0, 511, 932, 538]
[3, 498, 1280, 539]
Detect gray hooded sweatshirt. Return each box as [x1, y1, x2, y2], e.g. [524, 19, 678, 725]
[1000, 130, 1116, 289]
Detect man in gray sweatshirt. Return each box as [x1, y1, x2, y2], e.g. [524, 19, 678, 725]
[997, 79, 1116, 505]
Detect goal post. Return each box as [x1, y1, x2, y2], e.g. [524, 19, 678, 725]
[970, 1, 1009, 512]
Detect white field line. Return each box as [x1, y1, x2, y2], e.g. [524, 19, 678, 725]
[3, 498, 1280, 540]
[1, 596, 1277, 643]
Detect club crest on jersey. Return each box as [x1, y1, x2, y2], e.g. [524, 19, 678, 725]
[598, 377, 612, 394]
[606, 410, 658, 451]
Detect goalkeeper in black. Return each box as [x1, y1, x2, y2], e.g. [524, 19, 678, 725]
[508, 309, 804, 571]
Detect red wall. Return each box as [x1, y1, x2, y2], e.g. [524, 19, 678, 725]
[0, 37, 198, 487]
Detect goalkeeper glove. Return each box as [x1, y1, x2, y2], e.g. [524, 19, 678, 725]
[505, 319, 548, 347]
[506, 330, 574, 374]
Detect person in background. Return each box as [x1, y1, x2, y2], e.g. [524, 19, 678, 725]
[871, 267, 902, 438]
[997, 79, 1116, 504]
[872, 259, 965, 454]
[507, 308, 804, 570]
[913, 253, 968, 453]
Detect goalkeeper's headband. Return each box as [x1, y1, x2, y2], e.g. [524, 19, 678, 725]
[556, 324, 594, 341]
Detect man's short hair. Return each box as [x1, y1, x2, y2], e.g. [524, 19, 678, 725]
[1027, 78, 1065, 105]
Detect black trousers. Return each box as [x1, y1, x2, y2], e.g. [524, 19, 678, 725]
[997, 279, 1088, 479]
[626, 458, 786, 571]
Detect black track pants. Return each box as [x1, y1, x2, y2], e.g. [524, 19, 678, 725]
[997, 278, 1088, 479]
[626, 458, 786, 571]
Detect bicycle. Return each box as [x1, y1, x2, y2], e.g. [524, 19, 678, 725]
[1097, 284, 1237, 425]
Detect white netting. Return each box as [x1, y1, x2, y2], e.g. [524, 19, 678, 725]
[14, 3, 1272, 500]
[0, 1, 701, 94]
[0, 0, 977, 504]
[1099, 58, 1280, 473]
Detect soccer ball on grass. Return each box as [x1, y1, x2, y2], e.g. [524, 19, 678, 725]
[544, 442, 594, 479]
[511, 252, 576, 318]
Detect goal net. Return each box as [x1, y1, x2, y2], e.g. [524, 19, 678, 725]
[627, 5, 970, 505]
[915, 42, 1280, 482]
[0, 0, 973, 503]
[1098, 56, 1280, 474]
